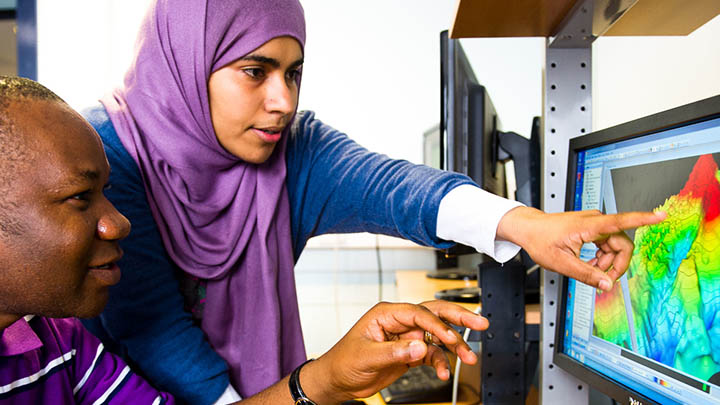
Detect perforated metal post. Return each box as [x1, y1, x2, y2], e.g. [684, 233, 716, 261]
[540, 0, 594, 403]
[540, 45, 592, 404]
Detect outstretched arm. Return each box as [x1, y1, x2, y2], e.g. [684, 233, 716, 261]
[496, 207, 667, 290]
[286, 111, 475, 257]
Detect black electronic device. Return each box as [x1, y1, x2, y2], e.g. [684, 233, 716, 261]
[433, 31, 542, 301]
[379, 365, 453, 404]
[496, 116, 542, 303]
[555, 95, 720, 405]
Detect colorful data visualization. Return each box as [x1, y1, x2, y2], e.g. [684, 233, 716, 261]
[593, 154, 720, 382]
[593, 280, 632, 350]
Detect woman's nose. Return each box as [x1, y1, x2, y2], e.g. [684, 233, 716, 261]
[265, 75, 295, 115]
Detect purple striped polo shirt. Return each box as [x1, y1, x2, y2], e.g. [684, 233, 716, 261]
[0, 316, 175, 404]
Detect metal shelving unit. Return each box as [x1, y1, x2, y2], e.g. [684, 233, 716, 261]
[450, 0, 720, 403]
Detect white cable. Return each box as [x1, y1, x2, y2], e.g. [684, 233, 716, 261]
[452, 305, 482, 405]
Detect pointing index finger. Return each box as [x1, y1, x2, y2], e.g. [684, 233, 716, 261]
[600, 211, 666, 235]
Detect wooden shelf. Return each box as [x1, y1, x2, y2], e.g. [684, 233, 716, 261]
[604, 0, 720, 36]
[450, 0, 575, 38]
[450, 0, 720, 38]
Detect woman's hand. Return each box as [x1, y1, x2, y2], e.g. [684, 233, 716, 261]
[497, 206, 666, 291]
[301, 300, 488, 403]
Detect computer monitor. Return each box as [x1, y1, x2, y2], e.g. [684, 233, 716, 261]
[433, 31, 541, 290]
[440, 30, 506, 198]
[555, 95, 720, 405]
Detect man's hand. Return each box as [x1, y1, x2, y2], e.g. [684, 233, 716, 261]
[302, 300, 487, 403]
[497, 207, 666, 291]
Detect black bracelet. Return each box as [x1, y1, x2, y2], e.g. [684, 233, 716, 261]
[289, 358, 317, 405]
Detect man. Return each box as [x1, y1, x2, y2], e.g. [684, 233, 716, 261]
[0, 75, 173, 403]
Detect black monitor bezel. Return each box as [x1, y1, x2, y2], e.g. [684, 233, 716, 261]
[553, 94, 720, 405]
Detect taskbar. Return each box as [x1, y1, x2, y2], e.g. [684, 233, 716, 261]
[566, 341, 720, 405]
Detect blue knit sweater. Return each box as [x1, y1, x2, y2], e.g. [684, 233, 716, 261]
[81, 106, 472, 404]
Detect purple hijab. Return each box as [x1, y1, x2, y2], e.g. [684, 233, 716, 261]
[101, 0, 306, 397]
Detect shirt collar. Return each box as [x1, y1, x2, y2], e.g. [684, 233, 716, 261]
[0, 316, 43, 357]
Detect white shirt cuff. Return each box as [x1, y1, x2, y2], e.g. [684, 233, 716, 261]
[213, 384, 242, 404]
[436, 184, 524, 263]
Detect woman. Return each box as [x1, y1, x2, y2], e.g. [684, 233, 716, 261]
[81, 0, 664, 403]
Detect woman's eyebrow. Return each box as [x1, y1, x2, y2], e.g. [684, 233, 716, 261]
[240, 55, 304, 70]
[289, 58, 304, 70]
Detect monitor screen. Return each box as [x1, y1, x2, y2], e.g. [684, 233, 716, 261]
[555, 95, 720, 405]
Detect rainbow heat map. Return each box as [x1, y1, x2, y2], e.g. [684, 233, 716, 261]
[593, 154, 720, 382]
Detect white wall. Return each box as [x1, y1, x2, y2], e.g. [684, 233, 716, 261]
[36, 0, 150, 110]
[592, 14, 720, 130]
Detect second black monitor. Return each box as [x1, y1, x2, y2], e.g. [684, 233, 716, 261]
[440, 30, 506, 199]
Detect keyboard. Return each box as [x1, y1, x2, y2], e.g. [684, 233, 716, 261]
[379, 365, 453, 404]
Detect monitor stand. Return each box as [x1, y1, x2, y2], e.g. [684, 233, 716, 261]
[428, 266, 481, 303]
[434, 286, 482, 303]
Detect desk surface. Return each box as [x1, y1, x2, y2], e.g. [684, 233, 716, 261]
[360, 270, 540, 405]
[394, 270, 540, 324]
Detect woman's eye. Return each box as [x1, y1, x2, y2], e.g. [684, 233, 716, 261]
[287, 68, 301, 81]
[243, 67, 265, 79]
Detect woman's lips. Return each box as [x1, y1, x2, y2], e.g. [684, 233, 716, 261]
[253, 128, 283, 143]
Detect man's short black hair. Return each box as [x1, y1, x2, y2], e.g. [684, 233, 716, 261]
[0, 76, 66, 236]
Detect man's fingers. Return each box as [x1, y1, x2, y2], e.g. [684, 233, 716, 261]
[396, 301, 483, 364]
[420, 300, 489, 332]
[426, 345, 451, 380]
[366, 340, 427, 369]
[363, 339, 452, 378]
[374, 303, 477, 355]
